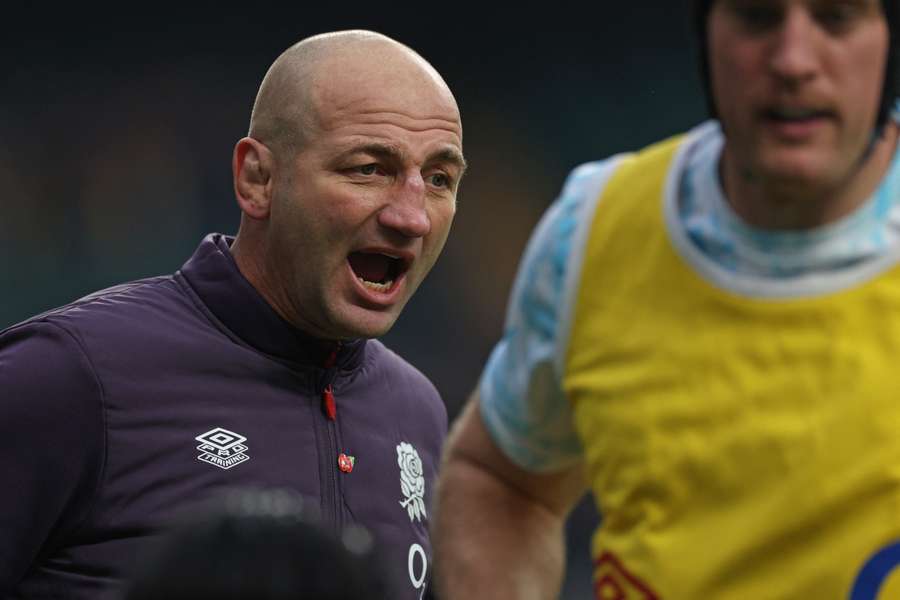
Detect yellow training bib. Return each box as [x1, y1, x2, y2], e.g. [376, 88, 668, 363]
[564, 135, 900, 598]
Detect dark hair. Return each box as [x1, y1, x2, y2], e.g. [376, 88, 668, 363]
[693, 0, 899, 128]
[122, 488, 387, 600]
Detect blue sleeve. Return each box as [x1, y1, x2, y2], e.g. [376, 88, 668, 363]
[478, 161, 612, 472]
[0, 321, 104, 595]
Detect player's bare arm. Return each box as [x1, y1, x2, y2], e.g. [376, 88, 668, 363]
[432, 391, 586, 600]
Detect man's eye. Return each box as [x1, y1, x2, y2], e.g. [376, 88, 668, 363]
[814, 3, 864, 31]
[357, 164, 378, 175]
[428, 173, 450, 188]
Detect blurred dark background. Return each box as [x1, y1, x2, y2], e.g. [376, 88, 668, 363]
[2, 5, 706, 597]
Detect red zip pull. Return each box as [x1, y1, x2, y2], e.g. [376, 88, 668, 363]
[322, 385, 336, 421]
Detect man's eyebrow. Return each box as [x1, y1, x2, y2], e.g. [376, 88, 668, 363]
[428, 147, 468, 175]
[336, 142, 466, 174]
[336, 142, 404, 162]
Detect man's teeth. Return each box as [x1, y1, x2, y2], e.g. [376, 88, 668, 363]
[358, 276, 393, 292]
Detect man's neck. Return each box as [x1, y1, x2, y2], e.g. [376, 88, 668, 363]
[231, 234, 300, 327]
[230, 233, 349, 342]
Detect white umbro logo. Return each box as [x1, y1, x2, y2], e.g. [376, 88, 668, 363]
[196, 427, 250, 470]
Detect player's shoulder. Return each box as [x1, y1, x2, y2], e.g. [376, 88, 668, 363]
[558, 122, 720, 210]
[525, 153, 638, 268]
[559, 157, 627, 202]
[553, 144, 655, 220]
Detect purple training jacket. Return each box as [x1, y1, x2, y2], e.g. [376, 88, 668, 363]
[0, 234, 447, 599]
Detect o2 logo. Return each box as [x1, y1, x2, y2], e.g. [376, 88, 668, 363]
[408, 543, 428, 599]
[851, 542, 900, 600]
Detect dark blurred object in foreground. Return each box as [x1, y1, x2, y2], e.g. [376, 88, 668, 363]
[122, 487, 387, 600]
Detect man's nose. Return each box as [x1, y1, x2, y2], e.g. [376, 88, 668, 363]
[377, 174, 431, 238]
[769, 8, 821, 84]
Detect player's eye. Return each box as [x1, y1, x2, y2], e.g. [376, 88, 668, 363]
[814, 2, 868, 32]
[357, 164, 378, 175]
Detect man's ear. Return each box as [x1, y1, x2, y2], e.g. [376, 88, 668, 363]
[233, 137, 274, 219]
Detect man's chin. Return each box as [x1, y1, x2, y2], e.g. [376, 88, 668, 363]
[753, 151, 837, 190]
[328, 306, 402, 340]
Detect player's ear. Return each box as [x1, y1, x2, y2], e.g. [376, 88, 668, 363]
[233, 137, 274, 219]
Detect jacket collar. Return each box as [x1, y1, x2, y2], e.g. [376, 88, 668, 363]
[179, 234, 366, 370]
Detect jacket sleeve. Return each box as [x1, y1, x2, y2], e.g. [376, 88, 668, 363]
[0, 320, 105, 595]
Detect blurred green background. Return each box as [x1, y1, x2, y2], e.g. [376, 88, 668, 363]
[2, 5, 706, 596]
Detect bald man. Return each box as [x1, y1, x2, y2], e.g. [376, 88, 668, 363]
[0, 30, 465, 600]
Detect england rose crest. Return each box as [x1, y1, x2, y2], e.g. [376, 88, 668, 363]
[397, 441, 426, 522]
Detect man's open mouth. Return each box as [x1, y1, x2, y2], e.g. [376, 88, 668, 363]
[347, 251, 409, 292]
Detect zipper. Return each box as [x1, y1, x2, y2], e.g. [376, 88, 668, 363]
[316, 343, 343, 533]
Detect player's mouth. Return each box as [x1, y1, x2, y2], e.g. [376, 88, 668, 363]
[346, 250, 411, 296]
[761, 105, 834, 139]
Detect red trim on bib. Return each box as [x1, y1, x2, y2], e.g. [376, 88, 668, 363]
[594, 551, 659, 600]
